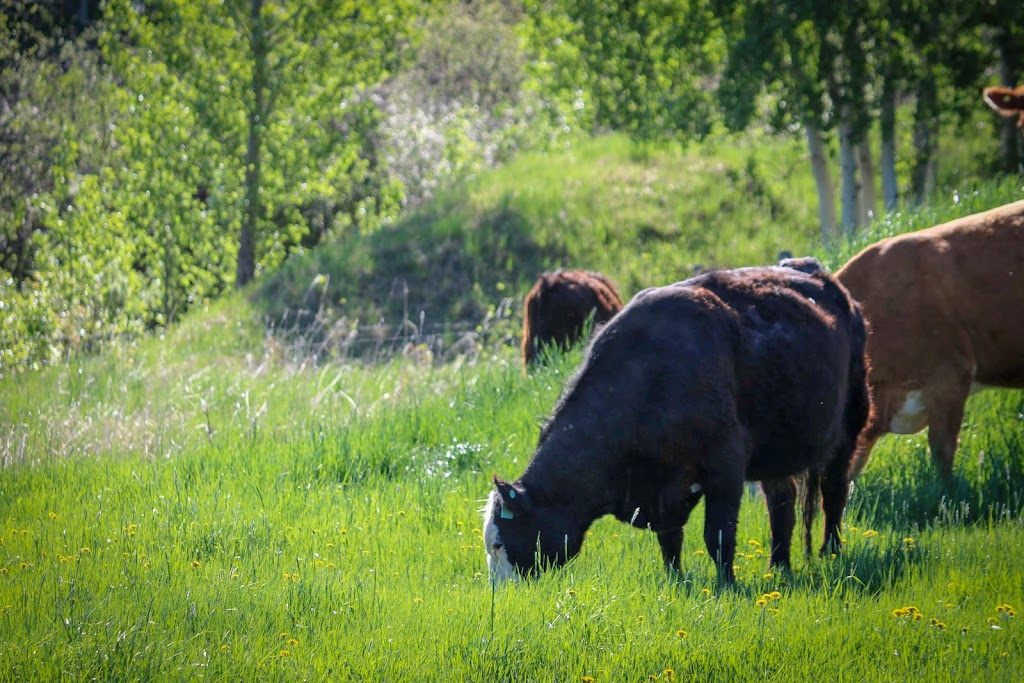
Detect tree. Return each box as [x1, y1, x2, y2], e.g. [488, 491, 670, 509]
[716, 0, 840, 243]
[107, 0, 424, 288]
[522, 0, 722, 142]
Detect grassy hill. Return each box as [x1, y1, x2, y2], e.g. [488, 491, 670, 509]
[254, 133, 823, 356]
[253, 125, 1014, 362]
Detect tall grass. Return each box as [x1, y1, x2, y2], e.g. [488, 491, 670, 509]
[2, 334, 1022, 681]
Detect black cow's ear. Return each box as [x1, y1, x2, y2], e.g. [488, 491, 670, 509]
[493, 476, 532, 516]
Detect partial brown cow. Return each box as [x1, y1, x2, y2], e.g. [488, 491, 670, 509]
[521, 269, 623, 368]
[837, 200, 1024, 479]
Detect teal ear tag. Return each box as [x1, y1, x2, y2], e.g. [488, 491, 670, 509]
[500, 507, 515, 520]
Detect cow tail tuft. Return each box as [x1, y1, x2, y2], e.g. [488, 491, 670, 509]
[802, 469, 822, 558]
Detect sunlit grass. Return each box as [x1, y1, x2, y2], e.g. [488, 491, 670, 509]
[2, 314, 1023, 680]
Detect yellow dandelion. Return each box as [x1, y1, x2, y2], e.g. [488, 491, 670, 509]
[892, 608, 907, 618]
[279, 650, 290, 657]
[770, 591, 782, 600]
[636, 615, 645, 622]
[848, 525, 859, 532]
[414, 597, 424, 603]
[278, 632, 289, 639]
[767, 607, 781, 614]
[80, 547, 91, 554]
[143, 561, 151, 569]
[611, 534, 620, 539]
[567, 589, 577, 596]
[676, 629, 688, 638]
[20, 530, 27, 535]
[0, 568, 7, 575]
[944, 603, 956, 608]
[747, 539, 761, 548]
[48, 512, 58, 520]
[287, 639, 299, 646]
[326, 542, 335, 548]
[327, 562, 335, 568]
[694, 549, 705, 556]
[663, 669, 675, 681]
[862, 529, 878, 538]
[191, 560, 201, 568]
[763, 573, 773, 579]
[756, 598, 768, 607]
[582, 677, 595, 683]
[700, 588, 711, 596]
[220, 645, 229, 652]
[340, 529, 347, 534]
[19, 563, 27, 570]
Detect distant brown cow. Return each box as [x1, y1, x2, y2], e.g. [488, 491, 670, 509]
[836, 200, 1024, 478]
[521, 270, 623, 368]
[983, 85, 1024, 128]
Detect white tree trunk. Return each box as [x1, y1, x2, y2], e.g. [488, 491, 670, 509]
[806, 123, 837, 245]
[838, 110, 859, 237]
[856, 139, 877, 226]
[880, 87, 898, 212]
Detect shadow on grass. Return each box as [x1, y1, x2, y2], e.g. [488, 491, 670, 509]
[251, 194, 563, 361]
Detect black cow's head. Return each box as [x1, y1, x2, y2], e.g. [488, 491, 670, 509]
[483, 476, 583, 583]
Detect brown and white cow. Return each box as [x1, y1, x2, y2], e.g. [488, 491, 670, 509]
[521, 269, 623, 368]
[486, 265, 870, 583]
[837, 200, 1024, 479]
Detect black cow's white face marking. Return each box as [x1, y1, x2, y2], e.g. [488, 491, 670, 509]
[483, 478, 584, 583]
[482, 491, 516, 584]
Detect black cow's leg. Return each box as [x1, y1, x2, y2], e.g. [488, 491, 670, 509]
[761, 476, 797, 568]
[656, 528, 683, 572]
[702, 472, 744, 583]
[818, 455, 852, 556]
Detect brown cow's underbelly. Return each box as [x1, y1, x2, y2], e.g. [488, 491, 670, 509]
[889, 390, 928, 434]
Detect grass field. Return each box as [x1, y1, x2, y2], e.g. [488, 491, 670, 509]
[1, 145, 1023, 680]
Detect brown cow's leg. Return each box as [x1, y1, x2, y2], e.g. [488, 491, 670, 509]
[850, 396, 889, 478]
[923, 383, 969, 479]
[761, 476, 798, 568]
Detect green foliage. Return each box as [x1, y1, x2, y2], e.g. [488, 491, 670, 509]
[520, 0, 723, 140]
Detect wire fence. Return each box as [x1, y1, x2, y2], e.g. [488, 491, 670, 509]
[1, 296, 521, 374]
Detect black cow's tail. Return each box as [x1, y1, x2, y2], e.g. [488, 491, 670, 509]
[802, 469, 822, 558]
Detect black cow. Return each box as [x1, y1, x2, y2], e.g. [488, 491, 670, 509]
[484, 265, 870, 583]
[521, 270, 624, 369]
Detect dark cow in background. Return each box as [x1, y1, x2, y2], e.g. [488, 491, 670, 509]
[486, 265, 870, 583]
[521, 269, 623, 368]
[837, 200, 1024, 479]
